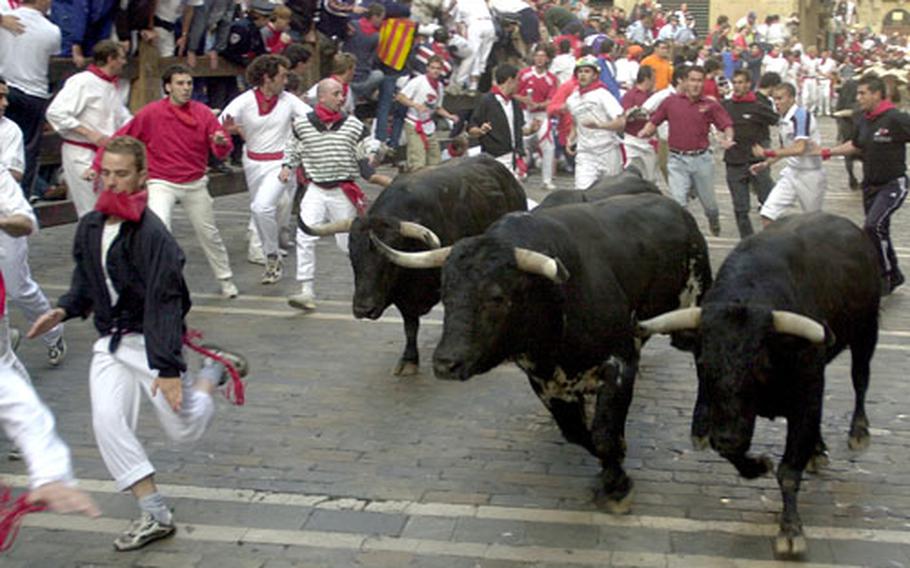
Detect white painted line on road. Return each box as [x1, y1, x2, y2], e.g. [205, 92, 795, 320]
[14, 513, 871, 567]
[3, 474, 908, 547]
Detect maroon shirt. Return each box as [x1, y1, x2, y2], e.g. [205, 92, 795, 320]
[621, 86, 651, 137]
[649, 93, 734, 152]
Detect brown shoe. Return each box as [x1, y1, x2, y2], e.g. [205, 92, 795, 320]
[43, 184, 68, 200]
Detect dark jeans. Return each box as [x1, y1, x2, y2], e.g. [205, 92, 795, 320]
[374, 71, 403, 144]
[6, 87, 49, 198]
[517, 8, 541, 46]
[725, 162, 774, 238]
[863, 176, 909, 280]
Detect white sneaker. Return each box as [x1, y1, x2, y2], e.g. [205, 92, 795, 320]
[47, 337, 67, 366]
[542, 181, 557, 191]
[220, 279, 239, 299]
[261, 256, 283, 284]
[288, 283, 316, 311]
[113, 512, 176, 551]
[247, 247, 267, 266]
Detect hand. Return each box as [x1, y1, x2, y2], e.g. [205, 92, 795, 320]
[27, 309, 65, 340]
[72, 53, 86, 68]
[751, 143, 766, 158]
[81, 168, 97, 181]
[415, 103, 429, 114]
[352, 5, 367, 14]
[89, 131, 110, 147]
[140, 28, 158, 44]
[565, 143, 577, 156]
[28, 482, 101, 518]
[528, 118, 541, 132]
[0, 14, 24, 35]
[151, 376, 183, 412]
[222, 115, 242, 136]
[211, 130, 228, 146]
[208, 50, 219, 70]
[719, 138, 735, 150]
[175, 35, 187, 56]
[749, 161, 769, 175]
[480, 122, 493, 135]
[581, 119, 601, 129]
[187, 51, 197, 68]
[278, 166, 291, 183]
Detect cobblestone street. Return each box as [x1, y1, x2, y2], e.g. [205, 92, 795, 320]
[2, 118, 909, 567]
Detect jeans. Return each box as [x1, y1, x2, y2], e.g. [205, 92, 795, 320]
[351, 69, 385, 99]
[668, 152, 719, 223]
[5, 87, 49, 198]
[725, 162, 774, 237]
[374, 72, 403, 144]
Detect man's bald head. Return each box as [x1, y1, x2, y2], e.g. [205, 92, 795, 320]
[317, 78, 344, 112]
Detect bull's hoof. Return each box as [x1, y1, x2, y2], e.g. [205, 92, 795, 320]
[848, 432, 870, 451]
[773, 533, 807, 557]
[595, 489, 634, 515]
[806, 451, 829, 474]
[691, 435, 709, 451]
[394, 360, 419, 376]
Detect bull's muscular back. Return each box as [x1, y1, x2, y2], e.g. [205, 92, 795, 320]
[538, 168, 660, 209]
[369, 156, 528, 243]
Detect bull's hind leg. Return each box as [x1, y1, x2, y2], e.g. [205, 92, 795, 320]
[847, 322, 877, 450]
[591, 357, 638, 514]
[394, 314, 420, 376]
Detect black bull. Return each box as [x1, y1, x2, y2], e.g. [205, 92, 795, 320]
[639, 212, 880, 557]
[381, 194, 712, 511]
[537, 166, 660, 209]
[298, 155, 527, 375]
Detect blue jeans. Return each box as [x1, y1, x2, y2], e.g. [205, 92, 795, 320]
[668, 151, 719, 222]
[374, 72, 403, 144]
[351, 69, 385, 99]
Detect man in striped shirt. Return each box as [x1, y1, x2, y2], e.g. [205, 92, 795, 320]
[279, 78, 380, 311]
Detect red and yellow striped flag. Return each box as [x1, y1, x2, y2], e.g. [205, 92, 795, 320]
[377, 18, 417, 71]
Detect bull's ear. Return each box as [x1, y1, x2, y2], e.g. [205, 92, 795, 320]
[553, 258, 570, 284]
[823, 322, 837, 348]
[670, 330, 700, 352]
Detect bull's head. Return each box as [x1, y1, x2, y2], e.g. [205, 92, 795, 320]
[638, 305, 828, 460]
[405, 235, 571, 381]
[346, 216, 442, 319]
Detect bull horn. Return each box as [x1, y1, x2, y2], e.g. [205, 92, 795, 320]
[771, 311, 826, 344]
[514, 248, 570, 284]
[398, 221, 442, 249]
[637, 308, 702, 335]
[369, 232, 452, 269]
[297, 216, 354, 237]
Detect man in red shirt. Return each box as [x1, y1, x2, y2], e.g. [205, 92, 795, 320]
[638, 65, 735, 236]
[96, 64, 239, 298]
[621, 65, 657, 181]
[516, 46, 559, 190]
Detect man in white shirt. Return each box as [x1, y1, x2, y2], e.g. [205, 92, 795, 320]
[45, 40, 132, 217]
[800, 46, 819, 115]
[0, 0, 61, 200]
[614, 46, 642, 95]
[549, 39, 575, 85]
[396, 55, 460, 171]
[0, 79, 23, 181]
[566, 55, 626, 190]
[816, 50, 837, 116]
[453, 0, 496, 92]
[153, 0, 204, 57]
[220, 54, 311, 284]
[762, 47, 789, 77]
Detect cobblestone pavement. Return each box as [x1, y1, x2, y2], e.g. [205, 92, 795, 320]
[2, 118, 910, 567]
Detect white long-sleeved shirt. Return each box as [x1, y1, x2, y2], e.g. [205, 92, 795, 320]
[45, 70, 132, 143]
[0, 117, 24, 175]
[0, 6, 61, 98]
[566, 86, 624, 153]
[219, 89, 311, 156]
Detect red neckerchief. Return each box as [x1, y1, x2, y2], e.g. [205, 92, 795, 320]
[579, 80, 606, 96]
[359, 18, 378, 35]
[94, 189, 148, 222]
[315, 103, 344, 126]
[425, 74, 440, 92]
[254, 87, 278, 116]
[865, 99, 896, 121]
[87, 64, 118, 84]
[167, 100, 198, 127]
[330, 75, 350, 100]
[731, 91, 757, 103]
[491, 85, 511, 103]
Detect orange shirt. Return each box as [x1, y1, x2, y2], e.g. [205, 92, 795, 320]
[639, 54, 673, 91]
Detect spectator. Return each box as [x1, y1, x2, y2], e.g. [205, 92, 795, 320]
[615, 44, 643, 94]
[317, 0, 367, 42]
[544, 4, 580, 37]
[489, 0, 540, 47]
[283, 43, 313, 76]
[396, 55, 460, 171]
[550, 39, 576, 84]
[264, 5, 294, 54]
[221, 0, 271, 66]
[762, 46, 788, 77]
[50, 0, 117, 66]
[626, 12, 654, 46]
[640, 40, 672, 91]
[0, 0, 60, 201]
[411, 27, 453, 80]
[743, 43, 763, 87]
[152, 0, 203, 57]
[621, 65, 658, 182]
[453, 0, 496, 92]
[345, 3, 385, 99]
[306, 53, 356, 114]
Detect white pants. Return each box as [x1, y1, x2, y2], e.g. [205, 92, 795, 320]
[817, 78, 832, 116]
[525, 112, 554, 185]
[801, 78, 818, 114]
[625, 138, 659, 183]
[575, 147, 623, 190]
[0, 233, 62, 348]
[296, 183, 355, 282]
[147, 177, 233, 281]
[760, 167, 827, 221]
[90, 334, 215, 491]
[154, 25, 176, 57]
[460, 19, 495, 84]
[0, 314, 74, 488]
[61, 143, 97, 217]
[246, 158, 295, 258]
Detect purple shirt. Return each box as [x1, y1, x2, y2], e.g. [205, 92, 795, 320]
[649, 93, 734, 151]
[621, 87, 651, 137]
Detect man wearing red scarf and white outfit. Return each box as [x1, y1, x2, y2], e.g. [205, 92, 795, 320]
[46, 40, 132, 217]
[396, 55, 460, 172]
[220, 54, 311, 285]
[516, 47, 559, 191]
[280, 78, 380, 311]
[95, 64, 239, 299]
[565, 55, 627, 190]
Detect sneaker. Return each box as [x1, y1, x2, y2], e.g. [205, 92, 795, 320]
[247, 249, 267, 265]
[113, 512, 176, 551]
[288, 290, 316, 311]
[542, 181, 557, 191]
[200, 344, 249, 384]
[261, 256, 283, 285]
[9, 328, 21, 352]
[709, 218, 721, 237]
[48, 337, 67, 367]
[220, 279, 239, 299]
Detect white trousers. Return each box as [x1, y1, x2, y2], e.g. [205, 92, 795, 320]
[459, 19, 495, 84]
[0, 314, 74, 488]
[296, 184, 355, 282]
[817, 78, 832, 116]
[90, 334, 215, 491]
[525, 112, 554, 185]
[61, 143, 97, 218]
[246, 157, 295, 258]
[760, 167, 827, 221]
[801, 79, 818, 114]
[154, 26, 176, 57]
[625, 139, 659, 183]
[147, 177, 234, 281]
[575, 147, 623, 190]
[0, 233, 62, 347]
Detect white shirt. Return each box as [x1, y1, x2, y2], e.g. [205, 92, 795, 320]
[220, 89, 311, 155]
[494, 92, 515, 150]
[45, 70, 132, 143]
[800, 55, 818, 78]
[566, 85, 623, 153]
[0, 117, 24, 175]
[101, 220, 123, 305]
[155, 0, 203, 24]
[763, 54, 789, 77]
[817, 58, 837, 79]
[550, 53, 575, 85]
[489, 0, 529, 14]
[454, 0, 491, 23]
[400, 75, 444, 135]
[0, 166, 36, 234]
[766, 23, 787, 45]
[0, 6, 61, 98]
[779, 105, 821, 170]
[643, 86, 674, 140]
[614, 58, 640, 92]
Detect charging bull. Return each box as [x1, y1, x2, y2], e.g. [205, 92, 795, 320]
[299, 155, 527, 375]
[537, 166, 660, 209]
[637, 212, 880, 557]
[371, 194, 711, 512]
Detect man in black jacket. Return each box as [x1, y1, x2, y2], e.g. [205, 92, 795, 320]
[468, 64, 525, 177]
[28, 136, 248, 551]
[722, 69, 779, 237]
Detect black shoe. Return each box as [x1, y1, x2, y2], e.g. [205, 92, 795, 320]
[890, 272, 905, 294]
[709, 218, 721, 237]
